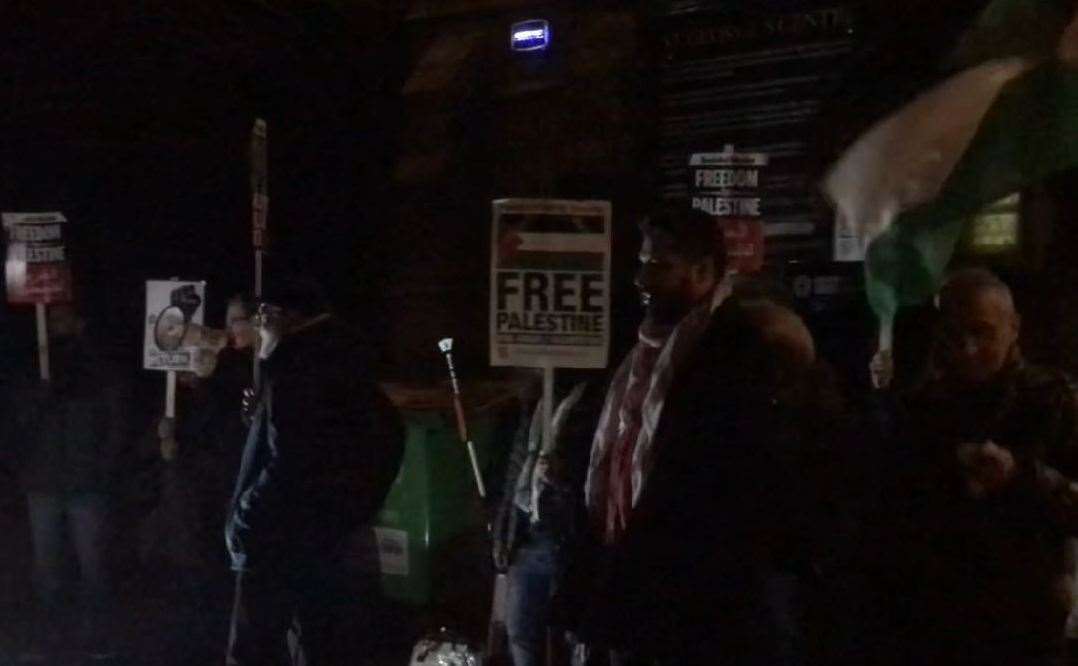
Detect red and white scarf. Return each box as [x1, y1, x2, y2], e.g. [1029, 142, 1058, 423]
[584, 278, 732, 544]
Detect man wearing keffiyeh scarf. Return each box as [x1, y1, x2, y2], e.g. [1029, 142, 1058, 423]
[561, 204, 821, 665]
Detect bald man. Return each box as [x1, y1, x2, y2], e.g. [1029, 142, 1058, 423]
[878, 268, 1078, 666]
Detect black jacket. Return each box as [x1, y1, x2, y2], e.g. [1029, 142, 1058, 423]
[13, 337, 126, 495]
[563, 297, 834, 662]
[225, 319, 404, 572]
[876, 361, 1078, 664]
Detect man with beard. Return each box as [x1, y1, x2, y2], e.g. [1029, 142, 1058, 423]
[562, 205, 821, 665]
[224, 278, 404, 665]
[878, 268, 1078, 665]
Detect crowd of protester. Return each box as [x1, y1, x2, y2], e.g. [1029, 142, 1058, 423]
[492, 206, 1078, 666]
[2, 203, 1077, 666]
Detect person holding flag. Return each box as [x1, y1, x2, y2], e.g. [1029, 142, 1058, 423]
[869, 268, 1078, 665]
[823, 0, 1078, 385]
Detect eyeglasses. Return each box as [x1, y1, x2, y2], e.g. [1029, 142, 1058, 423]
[252, 302, 284, 326]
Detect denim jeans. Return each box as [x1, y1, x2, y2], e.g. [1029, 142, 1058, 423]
[506, 532, 559, 666]
[27, 492, 110, 606]
[25, 491, 112, 649]
[226, 564, 348, 666]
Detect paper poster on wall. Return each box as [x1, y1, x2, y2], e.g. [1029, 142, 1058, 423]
[3, 212, 73, 304]
[143, 280, 207, 372]
[689, 149, 767, 272]
[490, 199, 611, 369]
[373, 527, 409, 577]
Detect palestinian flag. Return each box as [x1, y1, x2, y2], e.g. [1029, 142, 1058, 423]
[823, 0, 1078, 351]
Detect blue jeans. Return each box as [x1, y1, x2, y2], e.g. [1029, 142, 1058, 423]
[506, 532, 559, 666]
[26, 492, 111, 622]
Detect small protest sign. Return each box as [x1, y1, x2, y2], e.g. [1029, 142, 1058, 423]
[3, 212, 73, 304]
[689, 148, 768, 272]
[144, 280, 207, 372]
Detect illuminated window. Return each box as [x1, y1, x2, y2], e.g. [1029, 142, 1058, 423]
[962, 193, 1020, 255]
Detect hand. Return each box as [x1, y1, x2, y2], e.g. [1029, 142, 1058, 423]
[157, 416, 175, 440]
[535, 454, 567, 487]
[957, 440, 1016, 497]
[160, 436, 179, 462]
[241, 387, 257, 425]
[869, 349, 893, 390]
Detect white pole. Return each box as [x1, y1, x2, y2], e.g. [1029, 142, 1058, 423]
[35, 302, 49, 381]
[871, 317, 896, 390]
[878, 316, 894, 352]
[541, 360, 554, 454]
[165, 276, 181, 419]
[165, 371, 177, 419]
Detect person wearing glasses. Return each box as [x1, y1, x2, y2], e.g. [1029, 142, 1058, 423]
[224, 276, 404, 666]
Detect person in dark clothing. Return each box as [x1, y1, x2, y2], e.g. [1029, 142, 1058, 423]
[562, 205, 822, 665]
[11, 303, 127, 661]
[491, 372, 606, 666]
[814, 304, 939, 666]
[148, 295, 255, 572]
[224, 278, 405, 666]
[877, 268, 1078, 666]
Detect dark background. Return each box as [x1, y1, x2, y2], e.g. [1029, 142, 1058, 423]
[4, 0, 1076, 388]
[2, 1, 1078, 662]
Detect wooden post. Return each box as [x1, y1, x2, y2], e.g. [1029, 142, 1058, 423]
[35, 302, 49, 381]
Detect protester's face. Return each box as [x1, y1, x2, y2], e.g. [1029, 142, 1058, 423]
[634, 229, 714, 326]
[226, 301, 257, 350]
[938, 288, 1019, 385]
[254, 302, 286, 360]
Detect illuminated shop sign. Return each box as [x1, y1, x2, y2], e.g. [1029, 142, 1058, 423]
[510, 19, 550, 52]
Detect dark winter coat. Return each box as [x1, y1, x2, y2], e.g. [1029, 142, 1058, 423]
[562, 297, 834, 663]
[225, 319, 405, 572]
[13, 338, 126, 496]
[491, 378, 606, 559]
[877, 360, 1078, 664]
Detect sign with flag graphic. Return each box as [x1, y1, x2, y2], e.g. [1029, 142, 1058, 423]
[490, 199, 611, 369]
[3, 212, 73, 304]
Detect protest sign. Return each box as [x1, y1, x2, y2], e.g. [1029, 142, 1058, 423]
[490, 199, 611, 369]
[3, 211, 73, 304]
[689, 148, 768, 272]
[143, 280, 207, 372]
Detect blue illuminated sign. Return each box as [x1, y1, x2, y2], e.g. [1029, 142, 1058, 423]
[510, 19, 550, 52]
